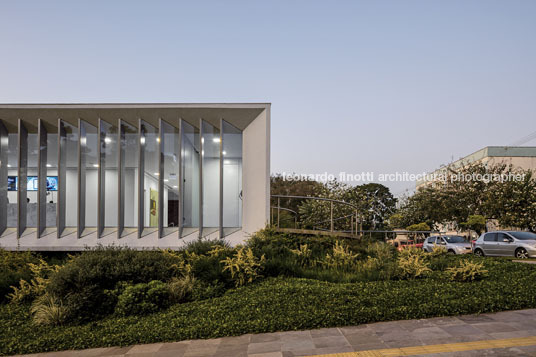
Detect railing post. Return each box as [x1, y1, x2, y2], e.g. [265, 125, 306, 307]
[330, 201, 334, 232]
[277, 197, 280, 228]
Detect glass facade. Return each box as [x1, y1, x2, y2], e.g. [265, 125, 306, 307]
[200, 120, 220, 237]
[222, 120, 243, 236]
[180, 120, 199, 237]
[0, 117, 244, 240]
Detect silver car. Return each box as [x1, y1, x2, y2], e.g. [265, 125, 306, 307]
[423, 235, 472, 255]
[473, 231, 536, 259]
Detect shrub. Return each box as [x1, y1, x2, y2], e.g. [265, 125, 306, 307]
[168, 275, 196, 304]
[322, 241, 358, 270]
[289, 244, 313, 267]
[221, 247, 266, 287]
[115, 280, 170, 316]
[8, 259, 59, 304]
[182, 239, 231, 256]
[30, 293, 69, 326]
[0, 250, 40, 301]
[366, 242, 395, 262]
[429, 245, 447, 257]
[447, 260, 488, 282]
[46, 248, 182, 321]
[397, 255, 431, 280]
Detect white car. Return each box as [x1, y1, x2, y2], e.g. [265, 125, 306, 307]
[423, 235, 472, 255]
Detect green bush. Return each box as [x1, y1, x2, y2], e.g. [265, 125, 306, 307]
[221, 247, 266, 287]
[397, 255, 431, 279]
[8, 259, 59, 304]
[46, 248, 183, 321]
[447, 260, 488, 282]
[322, 241, 359, 271]
[115, 280, 170, 316]
[0, 250, 40, 302]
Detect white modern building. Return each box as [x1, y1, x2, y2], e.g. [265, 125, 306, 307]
[0, 103, 270, 250]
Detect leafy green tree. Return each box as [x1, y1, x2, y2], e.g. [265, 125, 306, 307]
[460, 215, 486, 235]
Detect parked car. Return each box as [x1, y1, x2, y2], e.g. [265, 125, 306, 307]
[422, 235, 472, 255]
[396, 238, 424, 251]
[473, 231, 536, 258]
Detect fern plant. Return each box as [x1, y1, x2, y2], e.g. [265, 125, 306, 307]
[221, 248, 266, 287]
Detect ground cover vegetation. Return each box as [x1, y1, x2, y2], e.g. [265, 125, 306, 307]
[1, 229, 535, 355]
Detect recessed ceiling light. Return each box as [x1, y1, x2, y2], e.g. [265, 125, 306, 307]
[222, 151, 226, 155]
[164, 179, 169, 182]
[213, 138, 221, 143]
[46, 164, 52, 167]
[173, 185, 178, 189]
[104, 137, 112, 144]
[93, 164, 99, 168]
[7, 164, 11, 168]
[154, 172, 159, 176]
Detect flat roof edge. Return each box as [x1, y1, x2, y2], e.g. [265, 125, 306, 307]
[0, 103, 271, 109]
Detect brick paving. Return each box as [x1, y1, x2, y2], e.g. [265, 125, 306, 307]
[12, 309, 536, 357]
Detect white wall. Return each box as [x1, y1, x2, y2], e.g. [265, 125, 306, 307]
[242, 108, 270, 235]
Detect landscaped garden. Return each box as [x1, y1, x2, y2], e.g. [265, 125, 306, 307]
[2, 229, 536, 355]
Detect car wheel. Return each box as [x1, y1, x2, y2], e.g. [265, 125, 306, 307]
[515, 248, 529, 259]
[474, 249, 484, 257]
[447, 250, 455, 255]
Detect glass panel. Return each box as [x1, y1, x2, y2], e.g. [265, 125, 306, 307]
[6, 132, 17, 231]
[26, 131, 39, 230]
[180, 121, 199, 237]
[161, 121, 179, 236]
[45, 129, 58, 230]
[80, 121, 98, 234]
[120, 121, 138, 232]
[141, 121, 159, 234]
[63, 122, 78, 230]
[201, 120, 220, 236]
[222, 120, 242, 235]
[100, 121, 118, 235]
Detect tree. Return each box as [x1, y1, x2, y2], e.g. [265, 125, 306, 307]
[297, 181, 396, 231]
[460, 215, 486, 235]
[394, 162, 536, 232]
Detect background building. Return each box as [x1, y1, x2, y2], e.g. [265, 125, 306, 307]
[416, 146, 536, 189]
[0, 103, 270, 250]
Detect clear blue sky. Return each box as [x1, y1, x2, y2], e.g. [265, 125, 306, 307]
[1, 1, 535, 196]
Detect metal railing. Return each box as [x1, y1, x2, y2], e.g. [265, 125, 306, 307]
[271, 194, 361, 235]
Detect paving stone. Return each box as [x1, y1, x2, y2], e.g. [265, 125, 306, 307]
[312, 335, 350, 348]
[247, 341, 282, 354]
[457, 314, 495, 324]
[309, 328, 342, 338]
[126, 343, 163, 354]
[157, 342, 191, 352]
[472, 322, 518, 334]
[440, 323, 485, 336]
[99, 346, 133, 356]
[411, 326, 452, 340]
[250, 333, 281, 343]
[343, 331, 382, 345]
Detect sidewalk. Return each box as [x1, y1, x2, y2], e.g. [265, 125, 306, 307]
[14, 309, 536, 357]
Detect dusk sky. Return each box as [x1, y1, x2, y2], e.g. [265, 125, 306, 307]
[1, 0, 535, 196]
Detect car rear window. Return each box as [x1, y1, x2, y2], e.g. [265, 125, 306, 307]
[508, 231, 536, 240]
[484, 233, 497, 242]
[444, 236, 465, 243]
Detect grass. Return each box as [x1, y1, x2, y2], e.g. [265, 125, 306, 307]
[2, 257, 536, 355]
